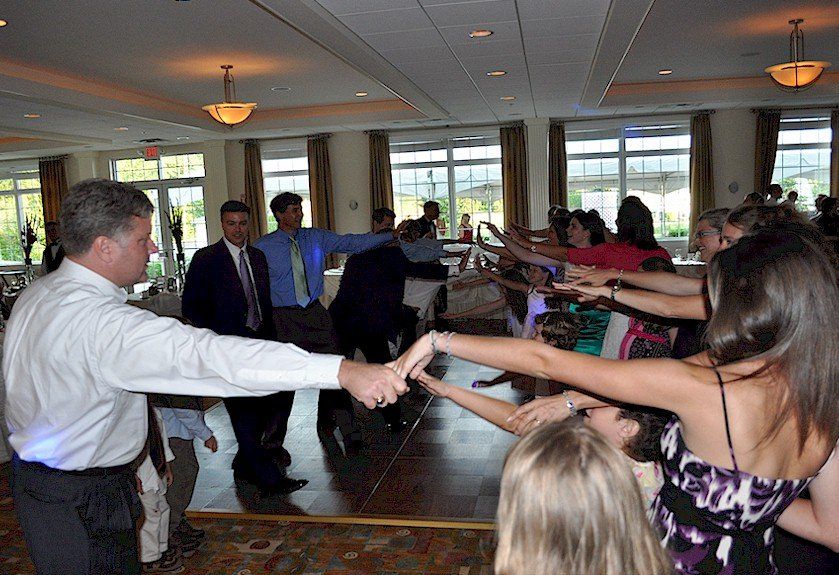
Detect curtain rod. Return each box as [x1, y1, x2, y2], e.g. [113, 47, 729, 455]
[557, 110, 715, 124]
[750, 104, 836, 113]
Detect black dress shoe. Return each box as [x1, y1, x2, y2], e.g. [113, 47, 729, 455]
[258, 477, 308, 498]
[385, 419, 408, 433]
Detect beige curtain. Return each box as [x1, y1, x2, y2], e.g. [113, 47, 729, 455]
[39, 157, 69, 223]
[831, 109, 839, 198]
[753, 110, 781, 197]
[243, 141, 267, 242]
[500, 123, 530, 227]
[307, 134, 335, 231]
[689, 113, 715, 237]
[368, 131, 394, 210]
[548, 121, 568, 207]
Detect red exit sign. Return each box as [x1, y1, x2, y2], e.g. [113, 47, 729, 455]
[144, 146, 159, 160]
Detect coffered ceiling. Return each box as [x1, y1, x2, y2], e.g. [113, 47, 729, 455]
[0, 0, 836, 160]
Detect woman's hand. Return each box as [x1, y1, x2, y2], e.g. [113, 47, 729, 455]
[566, 265, 618, 286]
[506, 391, 591, 435]
[389, 333, 436, 380]
[552, 281, 610, 303]
[417, 371, 451, 398]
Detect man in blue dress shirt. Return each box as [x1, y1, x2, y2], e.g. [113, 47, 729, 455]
[255, 193, 395, 453]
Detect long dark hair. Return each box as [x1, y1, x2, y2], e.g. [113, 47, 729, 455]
[706, 227, 839, 452]
[549, 215, 571, 245]
[573, 211, 606, 246]
[615, 199, 658, 250]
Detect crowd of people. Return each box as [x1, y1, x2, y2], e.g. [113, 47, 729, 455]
[4, 177, 837, 574]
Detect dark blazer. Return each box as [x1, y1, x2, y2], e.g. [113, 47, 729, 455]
[329, 244, 448, 338]
[43, 242, 65, 273]
[182, 239, 275, 340]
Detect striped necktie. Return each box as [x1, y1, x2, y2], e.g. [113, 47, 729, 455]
[289, 236, 310, 307]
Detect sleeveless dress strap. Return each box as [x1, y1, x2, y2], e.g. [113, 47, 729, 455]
[714, 368, 739, 471]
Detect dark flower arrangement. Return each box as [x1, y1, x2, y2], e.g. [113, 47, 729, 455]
[20, 215, 40, 266]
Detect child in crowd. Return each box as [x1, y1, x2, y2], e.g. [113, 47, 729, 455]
[618, 257, 679, 360]
[155, 395, 217, 558]
[137, 406, 181, 574]
[494, 421, 674, 575]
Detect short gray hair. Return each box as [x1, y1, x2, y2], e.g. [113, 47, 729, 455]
[60, 178, 154, 255]
[697, 207, 730, 231]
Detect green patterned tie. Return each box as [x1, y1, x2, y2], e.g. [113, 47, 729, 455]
[289, 236, 310, 307]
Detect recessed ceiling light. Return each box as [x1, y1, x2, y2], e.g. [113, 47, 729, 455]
[500, 96, 516, 101]
[0, 19, 8, 27]
[270, 86, 291, 92]
[23, 113, 40, 119]
[176, 136, 190, 140]
[355, 91, 368, 97]
[114, 126, 129, 131]
[486, 70, 506, 77]
[658, 69, 673, 75]
[469, 29, 493, 38]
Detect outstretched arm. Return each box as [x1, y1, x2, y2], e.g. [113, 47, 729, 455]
[418, 372, 517, 432]
[440, 297, 506, 319]
[484, 223, 561, 267]
[391, 332, 708, 415]
[777, 445, 839, 552]
[554, 283, 710, 320]
[568, 266, 706, 296]
[475, 255, 529, 293]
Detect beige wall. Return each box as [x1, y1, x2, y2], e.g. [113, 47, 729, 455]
[710, 109, 755, 210]
[329, 132, 372, 234]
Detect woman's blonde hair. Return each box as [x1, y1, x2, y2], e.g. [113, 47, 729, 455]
[495, 421, 673, 575]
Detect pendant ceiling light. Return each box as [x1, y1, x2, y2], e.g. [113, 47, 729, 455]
[202, 65, 257, 126]
[764, 19, 830, 91]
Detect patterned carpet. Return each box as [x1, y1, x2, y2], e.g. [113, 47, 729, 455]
[0, 466, 495, 575]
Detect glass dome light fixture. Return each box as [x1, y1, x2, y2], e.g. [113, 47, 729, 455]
[202, 65, 257, 126]
[764, 19, 830, 92]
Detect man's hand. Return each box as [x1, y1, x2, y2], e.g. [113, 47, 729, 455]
[338, 360, 409, 409]
[506, 393, 577, 435]
[204, 435, 218, 453]
[164, 464, 174, 487]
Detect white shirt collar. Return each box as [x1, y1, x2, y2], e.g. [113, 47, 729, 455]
[222, 236, 249, 261]
[59, 257, 128, 303]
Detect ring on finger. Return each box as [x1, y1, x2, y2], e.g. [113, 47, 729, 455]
[375, 396, 386, 407]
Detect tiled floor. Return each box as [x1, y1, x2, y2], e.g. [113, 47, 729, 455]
[191, 356, 528, 522]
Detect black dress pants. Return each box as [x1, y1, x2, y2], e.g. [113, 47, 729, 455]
[266, 301, 356, 446]
[11, 455, 141, 575]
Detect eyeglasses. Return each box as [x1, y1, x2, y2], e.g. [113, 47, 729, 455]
[693, 229, 720, 240]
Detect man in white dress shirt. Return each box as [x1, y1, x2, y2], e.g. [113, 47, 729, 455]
[3, 178, 407, 575]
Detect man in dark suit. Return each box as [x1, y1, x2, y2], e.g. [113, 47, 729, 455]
[329, 222, 469, 431]
[40, 221, 65, 274]
[182, 200, 306, 496]
[414, 200, 440, 239]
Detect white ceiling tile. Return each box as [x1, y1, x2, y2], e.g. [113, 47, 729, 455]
[523, 34, 599, 55]
[316, 1, 419, 16]
[526, 48, 593, 66]
[377, 45, 455, 65]
[459, 52, 528, 71]
[424, 1, 519, 26]
[449, 39, 523, 60]
[362, 28, 443, 51]
[517, 0, 610, 21]
[341, 8, 434, 35]
[520, 15, 606, 37]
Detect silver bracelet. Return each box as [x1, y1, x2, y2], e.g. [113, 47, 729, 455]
[561, 390, 578, 417]
[445, 332, 456, 357]
[430, 330, 439, 354]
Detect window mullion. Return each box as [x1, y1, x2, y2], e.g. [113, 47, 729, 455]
[618, 127, 627, 201]
[446, 139, 456, 239]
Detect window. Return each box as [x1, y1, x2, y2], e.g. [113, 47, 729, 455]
[262, 143, 313, 231]
[566, 122, 691, 239]
[772, 116, 831, 213]
[0, 168, 45, 266]
[111, 153, 207, 286]
[390, 133, 502, 238]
